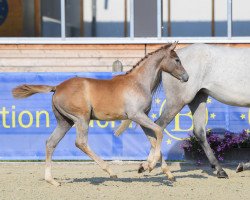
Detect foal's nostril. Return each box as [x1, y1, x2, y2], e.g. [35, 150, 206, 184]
[182, 73, 189, 82]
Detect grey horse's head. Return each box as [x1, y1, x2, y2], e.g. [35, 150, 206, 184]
[159, 42, 189, 82]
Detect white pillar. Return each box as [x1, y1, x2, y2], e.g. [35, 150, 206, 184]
[60, 0, 66, 39]
[227, 0, 232, 38]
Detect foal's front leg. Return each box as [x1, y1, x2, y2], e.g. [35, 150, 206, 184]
[138, 101, 185, 179]
[139, 125, 175, 180]
[130, 112, 163, 171]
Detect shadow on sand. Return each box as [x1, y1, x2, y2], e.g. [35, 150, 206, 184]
[59, 167, 209, 186]
[124, 162, 238, 179]
[60, 176, 174, 186]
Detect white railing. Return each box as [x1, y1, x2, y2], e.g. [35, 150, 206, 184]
[1, 37, 250, 44]
[0, 0, 249, 44]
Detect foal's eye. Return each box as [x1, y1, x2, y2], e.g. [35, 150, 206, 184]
[175, 59, 180, 63]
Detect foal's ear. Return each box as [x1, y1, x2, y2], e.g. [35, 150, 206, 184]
[169, 41, 178, 51]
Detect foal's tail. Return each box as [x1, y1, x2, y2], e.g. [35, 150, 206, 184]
[12, 84, 56, 99]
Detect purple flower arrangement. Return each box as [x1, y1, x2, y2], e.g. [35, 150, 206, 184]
[181, 130, 250, 162]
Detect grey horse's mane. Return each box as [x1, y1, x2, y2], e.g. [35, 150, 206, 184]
[126, 43, 172, 74]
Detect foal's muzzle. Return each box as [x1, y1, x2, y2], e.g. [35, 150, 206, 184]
[180, 72, 189, 82]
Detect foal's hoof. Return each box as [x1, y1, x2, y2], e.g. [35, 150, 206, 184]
[110, 175, 118, 179]
[236, 163, 244, 173]
[53, 182, 61, 187]
[138, 164, 146, 174]
[148, 161, 157, 173]
[217, 170, 229, 179]
[148, 167, 153, 173]
[45, 179, 61, 187]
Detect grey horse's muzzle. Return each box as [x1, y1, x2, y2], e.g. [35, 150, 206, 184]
[181, 73, 189, 82]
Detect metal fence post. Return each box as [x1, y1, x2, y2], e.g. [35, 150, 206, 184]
[130, 0, 134, 39]
[157, 0, 162, 39]
[60, 0, 66, 39]
[227, 0, 232, 38]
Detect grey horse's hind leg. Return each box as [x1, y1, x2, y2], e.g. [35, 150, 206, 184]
[236, 162, 250, 173]
[188, 92, 228, 178]
[75, 118, 117, 178]
[45, 109, 73, 186]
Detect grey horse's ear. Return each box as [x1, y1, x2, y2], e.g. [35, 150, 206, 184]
[169, 41, 178, 51]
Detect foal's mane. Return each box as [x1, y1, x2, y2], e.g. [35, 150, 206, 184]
[126, 43, 172, 74]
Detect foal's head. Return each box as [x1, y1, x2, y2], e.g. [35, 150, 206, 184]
[159, 43, 189, 82]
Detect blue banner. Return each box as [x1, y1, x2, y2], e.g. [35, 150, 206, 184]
[0, 73, 249, 160]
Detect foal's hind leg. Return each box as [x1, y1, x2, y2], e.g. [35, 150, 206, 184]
[75, 118, 117, 178]
[188, 92, 228, 178]
[45, 111, 73, 186]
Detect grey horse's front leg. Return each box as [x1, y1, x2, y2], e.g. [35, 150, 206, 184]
[236, 162, 250, 173]
[188, 92, 228, 178]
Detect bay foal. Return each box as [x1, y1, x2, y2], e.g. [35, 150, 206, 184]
[12, 43, 188, 186]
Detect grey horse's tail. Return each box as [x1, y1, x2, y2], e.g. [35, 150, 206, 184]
[12, 84, 56, 99]
[114, 120, 132, 136]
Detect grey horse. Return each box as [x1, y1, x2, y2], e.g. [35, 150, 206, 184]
[116, 43, 250, 179]
[236, 162, 250, 173]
